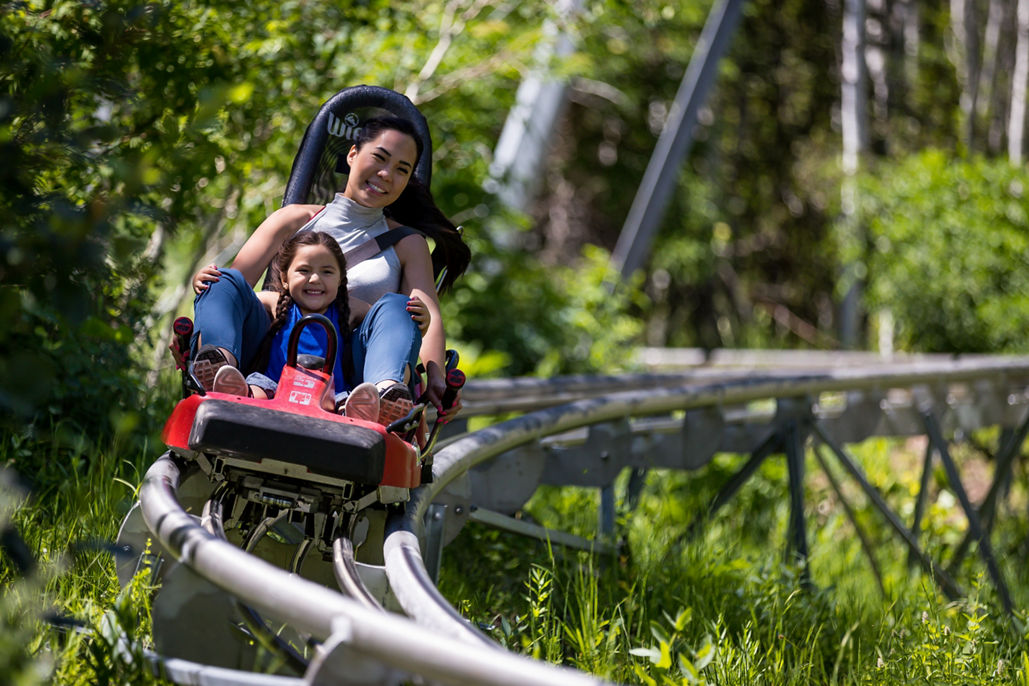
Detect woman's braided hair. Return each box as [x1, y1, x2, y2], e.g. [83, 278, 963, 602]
[267, 231, 351, 342]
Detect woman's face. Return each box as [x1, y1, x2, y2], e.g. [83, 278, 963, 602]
[344, 129, 418, 208]
[283, 243, 342, 315]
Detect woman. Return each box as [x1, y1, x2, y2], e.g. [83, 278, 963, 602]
[192, 116, 469, 420]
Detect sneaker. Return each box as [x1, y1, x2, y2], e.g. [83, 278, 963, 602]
[343, 382, 380, 423]
[192, 344, 230, 392]
[377, 383, 414, 426]
[213, 365, 250, 397]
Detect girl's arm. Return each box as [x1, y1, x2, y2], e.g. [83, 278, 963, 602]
[192, 263, 222, 294]
[231, 204, 324, 286]
[395, 234, 447, 410]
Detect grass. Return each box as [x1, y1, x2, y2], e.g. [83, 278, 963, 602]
[1, 422, 165, 685]
[2, 421, 1029, 684]
[439, 436, 1029, 684]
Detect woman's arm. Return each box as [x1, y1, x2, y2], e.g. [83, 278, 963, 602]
[231, 204, 324, 286]
[395, 234, 448, 409]
[348, 296, 371, 330]
[256, 290, 279, 318]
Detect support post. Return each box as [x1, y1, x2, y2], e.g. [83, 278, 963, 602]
[611, 0, 746, 278]
[907, 438, 935, 568]
[686, 428, 781, 540]
[810, 421, 964, 601]
[922, 411, 1014, 614]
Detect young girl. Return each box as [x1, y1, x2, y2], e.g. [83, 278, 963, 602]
[196, 230, 428, 423]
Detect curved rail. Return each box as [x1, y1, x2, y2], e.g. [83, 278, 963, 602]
[386, 355, 1029, 643]
[137, 353, 1029, 683]
[332, 537, 385, 611]
[139, 453, 610, 685]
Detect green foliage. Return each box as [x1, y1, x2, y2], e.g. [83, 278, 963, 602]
[0, 0, 583, 449]
[858, 151, 1029, 353]
[448, 237, 645, 377]
[1, 431, 162, 685]
[532, 0, 844, 350]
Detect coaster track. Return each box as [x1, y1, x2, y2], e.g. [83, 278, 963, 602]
[126, 351, 1029, 685]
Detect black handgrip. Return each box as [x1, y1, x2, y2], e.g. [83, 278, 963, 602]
[173, 316, 193, 359]
[172, 316, 204, 397]
[440, 368, 465, 410]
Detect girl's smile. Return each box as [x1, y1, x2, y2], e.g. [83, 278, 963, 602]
[283, 243, 342, 315]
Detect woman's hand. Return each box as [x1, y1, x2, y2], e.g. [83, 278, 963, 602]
[438, 390, 462, 423]
[421, 362, 463, 421]
[406, 297, 431, 335]
[192, 264, 221, 294]
[422, 360, 447, 413]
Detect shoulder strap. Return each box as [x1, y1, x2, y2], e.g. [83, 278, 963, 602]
[343, 226, 418, 270]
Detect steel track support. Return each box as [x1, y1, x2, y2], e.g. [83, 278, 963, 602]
[922, 410, 1014, 615]
[783, 419, 811, 586]
[947, 408, 1029, 574]
[810, 422, 964, 601]
[468, 507, 617, 555]
[907, 438, 935, 568]
[423, 503, 447, 584]
[611, 0, 747, 278]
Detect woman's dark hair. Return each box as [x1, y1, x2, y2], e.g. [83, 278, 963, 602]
[357, 117, 470, 293]
[267, 231, 351, 342]
[356, 116, 425, 165]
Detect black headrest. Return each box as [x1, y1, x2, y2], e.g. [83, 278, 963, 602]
[282, 85, 432, 206]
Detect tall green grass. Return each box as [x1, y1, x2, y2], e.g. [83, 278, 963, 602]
[439, 437, 1029, 684]
[1, 421, 166, 685]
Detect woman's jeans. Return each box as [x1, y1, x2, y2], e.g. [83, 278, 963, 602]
[192, 268, 420, 388]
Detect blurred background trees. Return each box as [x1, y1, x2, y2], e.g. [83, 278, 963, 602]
[2, 0, 1027, 451]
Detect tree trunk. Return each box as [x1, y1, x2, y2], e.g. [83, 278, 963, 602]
[900, 0, 920, 89]
[986, 2, 1016, 152]
[840, 0, 868, 348]
[1011, 0, 1029, 163]
[977, 0, 1004, 145]
[865, 0, 889, 139]
[950, 0, 982, 149]
[842, 0, 868, 173]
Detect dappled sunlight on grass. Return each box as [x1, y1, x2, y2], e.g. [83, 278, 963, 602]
[440, 435, 1029, 683]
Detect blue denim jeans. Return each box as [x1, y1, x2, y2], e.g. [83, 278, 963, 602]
[351, 292, 421, 387]
[191, 268, 270, 369]
[193, 269, 419, 390]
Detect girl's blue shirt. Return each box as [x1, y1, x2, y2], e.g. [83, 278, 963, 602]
[265, 302, 350, 393]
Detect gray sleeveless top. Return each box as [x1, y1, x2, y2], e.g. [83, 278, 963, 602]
[297, 194, 403, 304]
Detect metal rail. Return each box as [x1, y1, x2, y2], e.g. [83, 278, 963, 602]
[387, 355, 1029, 645]
[135, 352, 1029, 683]
[139, 454, 610, 685]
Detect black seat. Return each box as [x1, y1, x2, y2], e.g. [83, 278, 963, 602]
[261, 85, 434, 291]
[187, 398, 386, 484]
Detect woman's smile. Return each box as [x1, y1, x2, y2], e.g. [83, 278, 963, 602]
[344, 129, 418, 208]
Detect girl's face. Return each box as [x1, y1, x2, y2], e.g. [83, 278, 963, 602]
[282, 244, 342, 315]
[343, 129, 418, 208]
